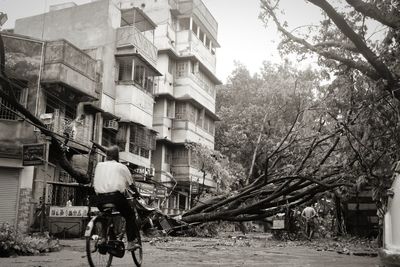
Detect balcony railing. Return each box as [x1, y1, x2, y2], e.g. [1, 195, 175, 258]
[41, 113, 91, 147]
[154, 23, 176, 51]
[177, 0, 218, 39]
[42, 40, 99, 98]
[44, 40, 97, 81]
[171, 120, 214, 147]
[116, 26, 158, 67]
[176, 30, 216, 73]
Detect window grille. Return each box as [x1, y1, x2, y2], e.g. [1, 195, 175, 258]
[141, 148, 150, 159]
[175, 102, 186, 120]
[134, 65, 145, 86]
[196, 109, 203, 127]
[165, 147, 172, 165]
[189, 105, 196, 123]
[102, 128, 117, 147]
[209, 120, 215, 134]
[173, 147, 189, 165]
[176, 62, 187, 78]
[168, 58, 175, 74]
[118, 57, 133, 81]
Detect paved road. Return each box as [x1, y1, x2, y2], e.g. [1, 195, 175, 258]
[1, 236, 381, 267]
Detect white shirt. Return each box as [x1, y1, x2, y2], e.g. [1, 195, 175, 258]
[302, 206, 316, 219]
[93, 160, 133, 194]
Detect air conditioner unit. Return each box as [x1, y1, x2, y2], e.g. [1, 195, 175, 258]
[103, 120, 118, 131]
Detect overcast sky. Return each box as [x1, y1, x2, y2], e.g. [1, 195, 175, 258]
[1, 0, 323, 83]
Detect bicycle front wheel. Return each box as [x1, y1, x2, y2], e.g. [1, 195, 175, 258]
[86, 218, 113, 267]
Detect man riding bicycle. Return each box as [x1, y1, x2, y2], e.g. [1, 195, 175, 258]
[92, 145, 141, 251]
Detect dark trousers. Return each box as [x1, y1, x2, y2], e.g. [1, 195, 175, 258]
[94, 192, 138, 242]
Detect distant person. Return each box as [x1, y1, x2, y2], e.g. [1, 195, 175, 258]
[92, 145, 140, 251]
[301, 204, 317, 240]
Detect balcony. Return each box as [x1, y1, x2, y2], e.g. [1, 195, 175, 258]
[116, 26, 158, 68]
[120, 151, 151, 169]
[174, 72, 216, 113]
[177, 0, 218, 39]
[154, 23, 176, 52]
[115, 84, 154, 129]
[170, 164, 215, 188]
[176, 30, 216, 73]
[154, 73, 174, 96]
[171, 120, 214, 148]
[153, 116, 172, 141]
[42, 40, 99, 99]
[40, 113, 92, 152]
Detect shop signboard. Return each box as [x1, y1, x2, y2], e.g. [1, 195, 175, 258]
[155, 187, 167, 198]
[191, 182, 199, 194]
[22, 143, 46, 166]
[135, 182, 155, 196]
[49, 206, 98, 217]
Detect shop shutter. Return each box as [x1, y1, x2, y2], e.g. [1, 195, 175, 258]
[0, 168, 19, 225]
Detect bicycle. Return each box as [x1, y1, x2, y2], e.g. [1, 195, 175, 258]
[271, 208, 299, 241]
[85, 192, 144, 267]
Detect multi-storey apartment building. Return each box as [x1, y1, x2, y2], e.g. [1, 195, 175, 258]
[0, 0, 161, 232]
[0, 0, 220, 231]
[118, 0, 221, 214]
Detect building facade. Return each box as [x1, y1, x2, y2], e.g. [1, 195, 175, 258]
[0, 0, 220, 232]
[117, 0, 221, 215]
[0, 32, 100, 233]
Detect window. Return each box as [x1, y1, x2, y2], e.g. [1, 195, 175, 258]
[178, 194, 186, 210]
[204, 116, 210, 132]
[168, 58, 175, 74]
[175, 102, 186, 120]
[141, 148, 150, 159]
[165, 147, 172, 165]
[102, 128, 116, 147]
[134, 64, 145, 86]
[129, 124, 156, 156]
[191, 21, 198, 35]
[129, 125, 139, 155]
[173, 147, 188, 165]
[191, 61, 199, 74]
[116, 124, 127, 151]
[167, 100, 175, 118]
[176, 62, 188, 78]
[196, 109, 203, 127]
[209, 120, 215, 135]
[118, 57, 133, 81]
[188, 104, 196, 123]
[0, 87, 22, 120]
[178, 18, 190, 31]
[199, 30, 205, 42]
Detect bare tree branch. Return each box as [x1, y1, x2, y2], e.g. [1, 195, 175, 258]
[307, 0, 396, 87]
[261, 0, 381, 81]
[345, 0, 400, 29]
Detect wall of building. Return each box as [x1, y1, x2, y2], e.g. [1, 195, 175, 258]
[115, 84, 154, 128]
[14, 0, 120, 114]
[17, 167, 34, 233]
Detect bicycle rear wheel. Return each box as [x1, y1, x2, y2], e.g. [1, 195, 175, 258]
[129, 213, 143, 267]
[86, 218, 113, 267]
[131, 232, 142, 267]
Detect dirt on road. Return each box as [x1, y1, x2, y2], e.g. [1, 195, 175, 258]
[0, 233, 381, 267]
